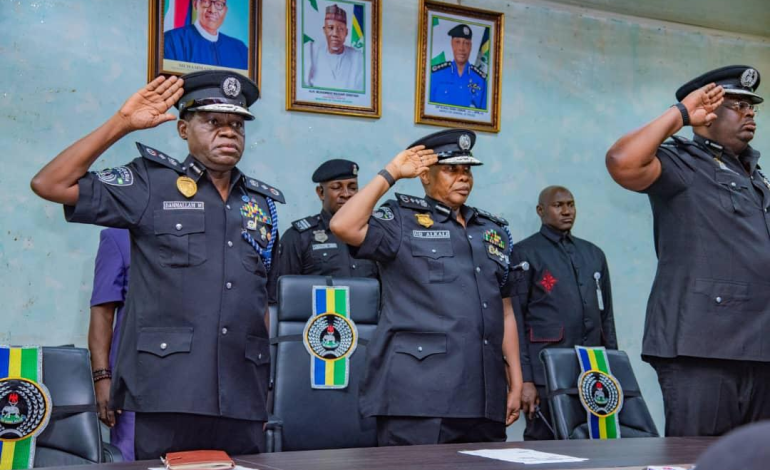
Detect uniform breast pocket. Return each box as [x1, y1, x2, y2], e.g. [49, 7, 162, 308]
[715, 171, 752, 214]
[311, 243, 341, 266]
[410, 239, 457, 283]
[154, 210, 207, 267]
[240, 241, 266, 277]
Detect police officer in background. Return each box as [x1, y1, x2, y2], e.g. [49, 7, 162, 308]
[31, 71, 283, 457]
[271, 159, 378, 294]
[429, 24, 487, 109]
[330, 129, 522, 445]
[512, 185, 617, 440]
[606, 65, 770, 436]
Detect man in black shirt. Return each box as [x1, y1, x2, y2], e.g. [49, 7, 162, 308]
[271, 159, 378, 295]
[606, 65, 770, 436]
[513, 186, 617, 440]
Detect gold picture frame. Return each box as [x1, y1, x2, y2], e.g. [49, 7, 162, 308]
[415, 0, 504, 133]
[286, 0, 381, 118]
[147, 0, 261, 87]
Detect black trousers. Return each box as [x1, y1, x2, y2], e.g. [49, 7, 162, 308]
[376, 416, 506, 446]
[523, 386, 556, 441]
[134, 412, 265, 460]
[650, 356, 770, 437]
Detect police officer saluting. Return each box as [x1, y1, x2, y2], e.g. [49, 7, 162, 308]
[330, 129, 522, 445]
[271, 159, 378, 288]
[429, 24, 487, 109]
[31, 71, 283, 457]
[607, 66, 770, 436]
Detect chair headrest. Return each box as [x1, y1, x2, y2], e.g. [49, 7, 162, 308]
[277, 275, 380, 324]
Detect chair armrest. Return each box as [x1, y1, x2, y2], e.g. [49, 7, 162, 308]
[264, 418, 283, 453]
[101, 443, 124, 463]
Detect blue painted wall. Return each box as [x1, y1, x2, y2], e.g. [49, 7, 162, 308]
[1, 0, 768, 438]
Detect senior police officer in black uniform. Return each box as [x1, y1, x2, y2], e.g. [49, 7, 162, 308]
[330, 129, 523, 445]
[607, 65, 770, 436]
[512, 185, 617, 440]
[31, 71, 283, 457]
[271, 159, 378, 290]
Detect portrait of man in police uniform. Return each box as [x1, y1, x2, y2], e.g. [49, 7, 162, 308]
[428, 22, 488, 110]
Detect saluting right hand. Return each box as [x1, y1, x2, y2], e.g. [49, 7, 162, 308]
[385, 145, 438, 181]
[681, 83, 725, 127]
[117, 75, 185, 132]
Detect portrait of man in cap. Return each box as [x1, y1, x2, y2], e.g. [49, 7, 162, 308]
[428, 20, 488, 110]
[302, 2, 365, 92]
[163, 0, 251, 72]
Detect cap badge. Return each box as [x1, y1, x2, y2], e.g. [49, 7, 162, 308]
[463, 26, 470, 36]
[222, 76, 242, 98]
[459, 134, 471, 151]
[741, 68, 759, 88]
[352, 164, 358, 176]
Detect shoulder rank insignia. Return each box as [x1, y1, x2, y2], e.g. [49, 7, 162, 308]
[396, 193, 430, 211]
[431, 61, 451, 73]
[470, 64, 487, 80]
[292, 216, 320, 232]
[415, 213, 434, 228]
[475, 207, 509, 226]
[136, 142, 182, 171]
[244, 177, 286, 204]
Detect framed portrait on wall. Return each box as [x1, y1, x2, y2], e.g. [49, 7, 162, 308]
[286, 0, 381, 118]
[415, 0, 504, 133]
[147, 0, 261, 85]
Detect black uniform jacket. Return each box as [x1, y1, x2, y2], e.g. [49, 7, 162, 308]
[65, 143, 284, 420]
[511, 225, 617, 385]
[350, 193, 515, 422]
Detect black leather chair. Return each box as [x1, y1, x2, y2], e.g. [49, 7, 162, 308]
[266, 275, 379, 452]
[540, 348, 658, 439]
[34, 346, 122, 466]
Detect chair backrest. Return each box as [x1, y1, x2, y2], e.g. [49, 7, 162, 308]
[271, 275, 379, 451]
[540, 348, 659, 439]
[35, 347, 104, 466]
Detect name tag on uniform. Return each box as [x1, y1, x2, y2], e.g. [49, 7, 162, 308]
[163, 201, 205, 210]
[412, 230, 450, 239]
[312, 243, 338, 250]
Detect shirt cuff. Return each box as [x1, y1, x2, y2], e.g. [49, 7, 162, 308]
[64, 177, 97, 224]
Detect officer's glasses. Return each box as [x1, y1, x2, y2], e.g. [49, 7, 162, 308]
[199, 0, 227, 11]
[724, 101, 760, 114]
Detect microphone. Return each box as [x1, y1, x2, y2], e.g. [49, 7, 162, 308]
[511, 261, 530, 272]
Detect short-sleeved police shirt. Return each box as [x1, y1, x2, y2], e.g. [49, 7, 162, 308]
[350, 194, 515, 422]
[640, 134, 770, 362]
[65, 143, 283, 421]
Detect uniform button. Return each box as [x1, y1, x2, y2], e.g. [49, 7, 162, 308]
[160, 342, 168, 350]
[484, 339, 489, 345]
[226, 204, 231, 210]
[468, 235, 473, 240]
[765, 208, 768, 213]
[483, 302, 488, 309]
[226, 282, 233, 289]
[227, 241, 233, 247]
[583, 337, 588, 342]
[258, 353, 263, 360]
[352, 264, 357, 269]
[731, 182, 737, 188]
[175, 223, 183, 231]
[431, 249, 437, 253]
[221, 328, 228, 335]
[323, 253, 328, 257]
[418, 346, 423, 352]
[476, 266, 481, 273]
[715, 296, 722, 304]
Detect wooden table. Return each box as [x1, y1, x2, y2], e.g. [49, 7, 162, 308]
[44, 437, 714, 470]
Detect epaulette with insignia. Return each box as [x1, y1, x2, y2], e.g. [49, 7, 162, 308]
[396, 193, 430, 211]
[470, 65, 487, 80]
[475, 207, 509, 226]
[136, 142, 183, 172]
[244, 177, 286, 204]
[431, 61, 451, 73]
[292, 216, 319, 232]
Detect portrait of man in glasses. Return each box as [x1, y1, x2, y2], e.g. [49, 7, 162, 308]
[164, 0, 249, 71]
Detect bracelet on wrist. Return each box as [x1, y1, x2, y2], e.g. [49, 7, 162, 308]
[378, 169, 396, 188]
[672, 102, 690, 126]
